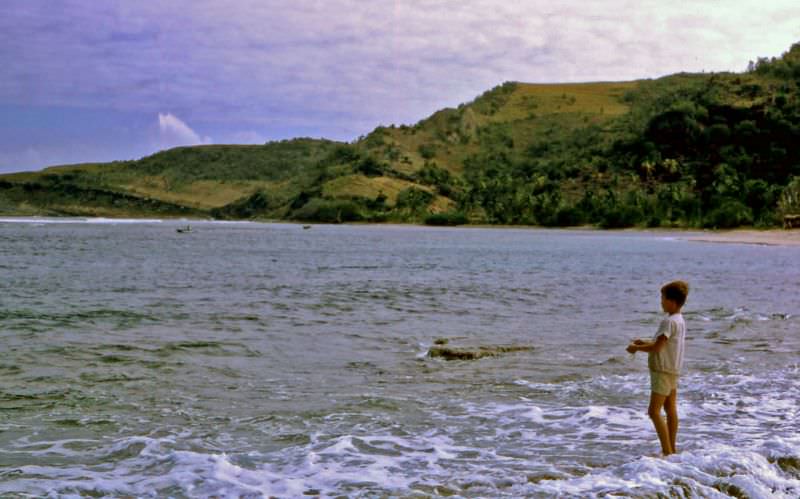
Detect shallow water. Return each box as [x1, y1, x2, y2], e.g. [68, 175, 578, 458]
[1, 219, 798, 498]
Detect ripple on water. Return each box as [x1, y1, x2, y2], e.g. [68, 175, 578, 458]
[2, 224, 800, 497]
[4, 366, 796, 497]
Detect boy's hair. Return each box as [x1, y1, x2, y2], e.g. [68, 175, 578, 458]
[661, 280, 689, 307]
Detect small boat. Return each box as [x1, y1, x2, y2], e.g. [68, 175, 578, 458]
[176, 225, 192, 233]
[303, 225, 312, 230]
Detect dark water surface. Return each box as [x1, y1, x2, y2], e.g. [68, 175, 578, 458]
[1, 219, 798, 497]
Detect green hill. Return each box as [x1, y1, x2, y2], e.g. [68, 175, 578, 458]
[2, 42, 800, 227]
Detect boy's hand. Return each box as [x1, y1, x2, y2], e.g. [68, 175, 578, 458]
[632, 339, 646, 345]
[626, 343, 637, 354]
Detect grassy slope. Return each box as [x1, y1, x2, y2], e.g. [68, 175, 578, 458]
[0, 54, 793, 222]
[0, 139, 343, 217]
[365, 81, 638, 178]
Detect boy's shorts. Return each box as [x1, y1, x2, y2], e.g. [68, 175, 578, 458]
[650, 371, 678, 396]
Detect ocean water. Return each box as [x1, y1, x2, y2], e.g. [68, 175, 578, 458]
[0, 218, 798, 498]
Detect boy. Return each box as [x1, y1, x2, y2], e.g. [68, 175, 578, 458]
[626, 280, 689, 456]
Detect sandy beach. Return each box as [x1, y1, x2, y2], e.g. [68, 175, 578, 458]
[684, 229, 800, 246]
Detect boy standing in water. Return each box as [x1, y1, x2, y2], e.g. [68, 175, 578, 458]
[627, 281, 689, 456]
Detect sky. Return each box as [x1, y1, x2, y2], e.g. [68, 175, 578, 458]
[1, 1, 799, 173]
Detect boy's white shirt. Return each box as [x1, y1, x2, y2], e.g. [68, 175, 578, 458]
[648, 312, 685, 375]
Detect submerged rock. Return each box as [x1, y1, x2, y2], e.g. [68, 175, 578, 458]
[428, 344, 533, 361]
[773, 456, 800, 477]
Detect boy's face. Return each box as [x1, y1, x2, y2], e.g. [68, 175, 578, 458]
[661, 294, 678, 314]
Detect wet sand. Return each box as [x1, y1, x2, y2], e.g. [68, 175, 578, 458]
[685, 229, 800, 246]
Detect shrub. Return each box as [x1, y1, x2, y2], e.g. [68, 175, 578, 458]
[292, 198, 363, 223]
[646, 215, 663, 228]
[554, 206, 585, 227]
[598, 205, 643, 229]
[210, 191, 271, 219]
[703, 199, 753, 228]
[418, 143, 437, 159]
[355, 157, 385, 177]
[396, 187, 434, 211]
[424, 211, 468, 226]
[778, 176, 800, 216]
[416, 163, 458, 198]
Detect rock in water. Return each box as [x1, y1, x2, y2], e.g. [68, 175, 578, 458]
[428, 344, 533, 361]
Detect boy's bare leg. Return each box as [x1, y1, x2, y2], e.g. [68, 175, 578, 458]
[665, 389, 678, 453]
[647, 392, 674, 455]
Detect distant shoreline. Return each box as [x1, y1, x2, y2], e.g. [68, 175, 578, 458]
[681, 229, 800, 247]
[348, 222, 800, 247]
[454, 225, 800, 246]
[3, 215, 799, 246]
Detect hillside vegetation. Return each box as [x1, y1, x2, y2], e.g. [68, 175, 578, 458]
[2, 42, 800, 228]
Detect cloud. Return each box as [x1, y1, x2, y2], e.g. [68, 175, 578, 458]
[157, 112, 211, 148]
[7, 4, 800, 117]
[1, 0, 799, 167]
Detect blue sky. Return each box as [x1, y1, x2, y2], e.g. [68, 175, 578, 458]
[2, 0, 799, 173]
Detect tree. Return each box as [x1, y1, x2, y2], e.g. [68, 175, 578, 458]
[396, 187, 434, 215]
[778, 176, 800, 216]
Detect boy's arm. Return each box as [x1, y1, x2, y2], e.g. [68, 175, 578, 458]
[628, 334, 668, 353]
